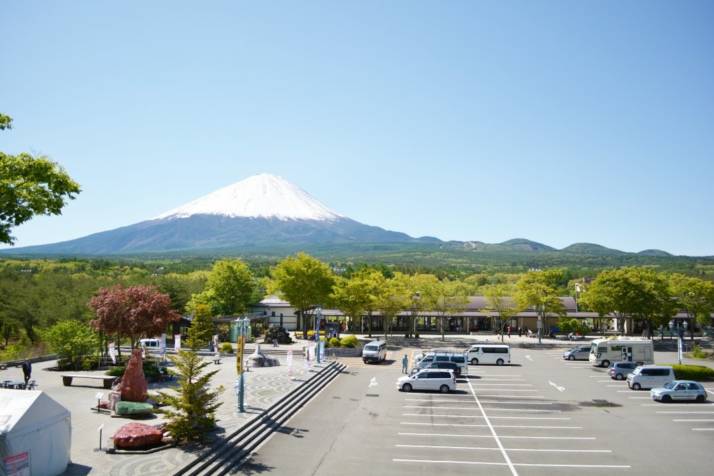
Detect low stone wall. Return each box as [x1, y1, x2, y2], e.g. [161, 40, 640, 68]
[323, 346, 363, 357]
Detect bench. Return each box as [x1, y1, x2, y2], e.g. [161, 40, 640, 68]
[62, 374, 117, 389]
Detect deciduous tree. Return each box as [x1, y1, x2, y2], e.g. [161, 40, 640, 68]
[269, 253, 335, 338]
[1, 113, 80, 244]
[515, 269, 566, 342]
[89, 285, 180, 351]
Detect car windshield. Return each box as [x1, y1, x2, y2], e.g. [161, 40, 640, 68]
[663, 382, 675, 389]
[364, 345, 378, 351]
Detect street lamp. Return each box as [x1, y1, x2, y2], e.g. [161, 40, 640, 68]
[235, 317, 250, 413]
[669, 319, 688, 365]
[412, 292, 421, 339]
[314, 306, 322, 364]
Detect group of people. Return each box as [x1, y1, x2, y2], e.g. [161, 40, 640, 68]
[502, 325, 534, 338]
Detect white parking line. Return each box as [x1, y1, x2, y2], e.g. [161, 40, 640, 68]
[627, 396, 650, 400]
[656, 411, 714, 414]
[466, 373, 518, 476]
[393, 459, 630, 469]
[400, 422, 582, 429]
[474, 383, 534, 387]
[477, 389, 539, 393]
[479, 401, 554, 405]
[396, 444, 608, 453]
[643, 403, 714, 407]
[673, 419, 714, 422]
[471, 374, 523, 377]
[474, 394, 546, 399]
[398, 432, 596, 440]
[482, 408, 561, 413]
[476, 379, 527, 382]
[402, 414, 570, 420]
[404, 406, 481, 411]
[692, 428, 714, 431]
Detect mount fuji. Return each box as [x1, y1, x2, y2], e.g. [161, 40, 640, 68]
[5, 174, 434, 255]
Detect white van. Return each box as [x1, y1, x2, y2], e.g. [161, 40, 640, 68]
[467, 344, 510, 365]
[362, 340, 387, 364]
[416, 352, 469, 375]
[139, 338, 161, 349]
[588, 338, 654, 368]
[627, 365, 675, 390]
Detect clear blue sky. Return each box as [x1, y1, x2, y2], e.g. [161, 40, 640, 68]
[2, 1, 713, 255]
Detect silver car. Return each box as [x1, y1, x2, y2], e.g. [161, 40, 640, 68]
[562, 346, 590, 361]
[650, 380, 708, 403]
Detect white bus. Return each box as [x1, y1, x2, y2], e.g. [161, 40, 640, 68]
[588, 337, 654, 367]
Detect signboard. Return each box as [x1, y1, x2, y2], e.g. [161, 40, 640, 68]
[4, 452, 30, 476]
[174, 334, 181, 351]
[236, 335, 245, 374]
[677, 336, 683, 363]
[319, 341, 325, 361]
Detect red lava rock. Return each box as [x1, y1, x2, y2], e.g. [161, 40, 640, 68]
[113, 423, 163, 449]
[119, 349, 148, 402]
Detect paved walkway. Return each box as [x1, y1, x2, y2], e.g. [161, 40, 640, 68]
[0, 354, 327, 475]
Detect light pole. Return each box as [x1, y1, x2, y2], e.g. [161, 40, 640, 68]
[669, 319, 688, 365]
[235, 317, 249, 413]
[537, 304, 543, 345]
[314, 306, 322, 364]
[412, 292, 421, 339]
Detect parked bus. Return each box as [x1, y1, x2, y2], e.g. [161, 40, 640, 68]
[589, 337, 654, 367]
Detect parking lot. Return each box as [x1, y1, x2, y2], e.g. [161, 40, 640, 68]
[244, 347, 714, 475]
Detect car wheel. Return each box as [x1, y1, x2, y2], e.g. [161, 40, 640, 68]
[440, 384, 450, 393]
[662, 395, 672, 403]
[402, 383, 412, 392]
[696, 395, 706, 402]
[568, 355, 575, 361]
[471, 358, 479, 365]
[601, 360, 610, 368]
[496, 359, 504, 366]
[363, 359, 368, 364]
[615, 373, 624, 381]
[632, 383, 641, 390]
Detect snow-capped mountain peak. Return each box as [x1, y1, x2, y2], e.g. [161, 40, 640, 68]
[157, 173, 342, 221]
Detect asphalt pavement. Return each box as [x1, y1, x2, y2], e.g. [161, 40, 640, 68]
[239, 348, 714, 476]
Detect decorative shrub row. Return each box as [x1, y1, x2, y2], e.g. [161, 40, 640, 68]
[672, 364, 714, 381]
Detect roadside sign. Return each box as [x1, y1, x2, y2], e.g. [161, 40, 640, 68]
[236, 335, 245, 374]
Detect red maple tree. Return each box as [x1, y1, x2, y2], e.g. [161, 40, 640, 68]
[89, 284, 180, 349]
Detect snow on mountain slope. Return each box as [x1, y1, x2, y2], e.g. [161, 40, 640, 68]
[157, 173, 342, 221]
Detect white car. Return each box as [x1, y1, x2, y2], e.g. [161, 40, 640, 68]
[650, 380, 708, 403]
[396, 368, 456, 393]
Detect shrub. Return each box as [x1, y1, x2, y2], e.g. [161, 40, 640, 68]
[672, 364, 714, 381]
[105, 359, 163, 382]
[220, 342, 234, 354]
[43, 320, 99, 370]
[340, 335, 359, 348]
[306, 330, 326, 339]
[690, 344, 709, 359]
[328, 337, 341, 348]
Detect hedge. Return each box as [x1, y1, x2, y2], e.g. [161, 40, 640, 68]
[671, 364, 714, 381]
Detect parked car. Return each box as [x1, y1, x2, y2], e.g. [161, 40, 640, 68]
[362, 340, 387, 364]
[627, 365, 675, 390]
[139, 338, 161, 349]
[562, 346, 590, 361]
[397, 368, 456, 393]
[416, 352, 469, 375]
[414, 361, 462, 377]
[467, 344, 510, 365]
[609, 361, 642, 380]
[651, 380, 708, 402]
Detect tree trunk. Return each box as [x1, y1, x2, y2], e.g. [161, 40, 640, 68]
[440, 315, 445, 341]
[367, 311, 372, 338]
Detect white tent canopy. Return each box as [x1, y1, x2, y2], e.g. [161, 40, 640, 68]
[0, 389, 71, 476]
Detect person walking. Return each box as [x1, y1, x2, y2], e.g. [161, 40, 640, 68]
[518, 327, 523, 338]
[402, 354, 409, 374]
[507, 325, 512, 338]
[21, 360, 32, 388]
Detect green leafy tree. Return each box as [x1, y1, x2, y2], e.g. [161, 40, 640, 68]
[515, 269, 566, 342]
[43, 320, 99, 370]
[669, 273, 714, 339]
[432, 279, 470, 341]
[155, 350, 223, 443]
[405, 274, 440, 338]
[186, 303, 214, 350]
[206, 259, 255, 315]
[332, 275, 372, 333]
[581, 267, 674, 338]
[1, 113, 81, 244]
[375, 273, 411, 343]
[483, 284, 518, 342]
[269, 253, 335, 337]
